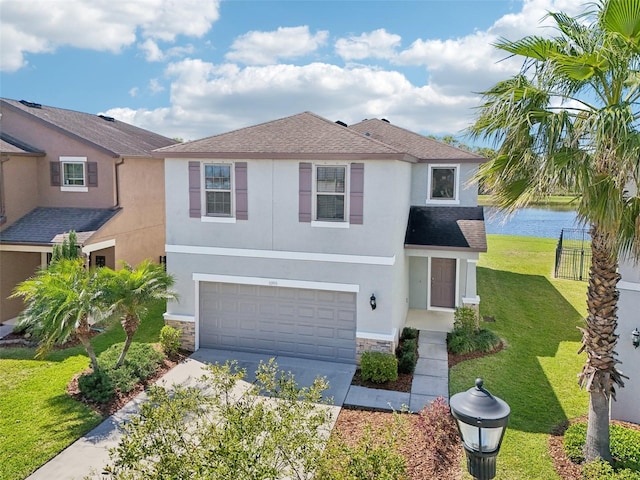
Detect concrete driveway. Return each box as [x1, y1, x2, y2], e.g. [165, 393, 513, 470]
[27, 349, 354, 480]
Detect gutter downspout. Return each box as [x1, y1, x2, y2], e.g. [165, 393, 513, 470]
[114, 158, 124, 208]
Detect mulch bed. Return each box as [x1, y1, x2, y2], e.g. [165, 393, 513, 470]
[350, 370, 413, 393]
[448, 340, 505, 368]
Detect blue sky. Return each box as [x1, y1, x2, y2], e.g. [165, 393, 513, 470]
[0, 0, 585, 142]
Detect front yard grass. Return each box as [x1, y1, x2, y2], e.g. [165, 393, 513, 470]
[0, 300, 166, 480]
[450, 235, 589, 479]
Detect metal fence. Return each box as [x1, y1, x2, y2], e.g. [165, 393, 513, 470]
[554, 228, 591, 281]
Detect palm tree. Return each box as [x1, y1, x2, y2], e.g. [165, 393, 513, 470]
[10, 259, 113, 372]
[468, 0, 640, 463]
[106, 260, 177, 368]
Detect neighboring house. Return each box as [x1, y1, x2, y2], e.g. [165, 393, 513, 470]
[611, 179, 640, 423]
[0, 98, 176, 322]
[156, 112, 487, 363]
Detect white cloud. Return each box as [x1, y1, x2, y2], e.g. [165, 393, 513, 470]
[103, 59, 476, 141]
[129, 87, 139, 97]
[0, 0, 220, 71]
[225, 26, 328, 65]
[149, 78, 165, 94]
[334, 28, 401, 61]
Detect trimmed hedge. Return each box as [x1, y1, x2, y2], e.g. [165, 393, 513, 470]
[361, 351, 398, 383]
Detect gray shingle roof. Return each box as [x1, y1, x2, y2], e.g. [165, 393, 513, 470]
[350, 119, 484, 162]
[155, 112, 415, 161]
[0, 207, 120, 245]
[0, 132, 45, 155]
[405, 206, 487, 251]
[1, 98, 176, 157]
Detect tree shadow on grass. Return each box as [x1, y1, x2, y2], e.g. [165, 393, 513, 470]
[451, 267, 587, 435]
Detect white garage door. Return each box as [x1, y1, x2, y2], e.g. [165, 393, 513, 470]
[199, 282, 357, 363]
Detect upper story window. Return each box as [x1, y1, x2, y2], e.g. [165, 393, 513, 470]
[204, 164, 232, 216]
[58, 156, 90, 192]
[188, 161, 247, 222]
[316, 166, 346, 221]
[427, 165, 459, 204]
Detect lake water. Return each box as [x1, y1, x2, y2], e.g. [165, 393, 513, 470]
[484, 206, 586, 239]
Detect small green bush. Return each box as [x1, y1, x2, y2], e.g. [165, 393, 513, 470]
[398, 350, 417, 374]
[453, 306, 478, 335]
[447, 328, 500, 355]
[564, 422, 640, 473]
[361, 351, 398, 383]
[159, 325, 182, 357]
[78, 369, 114, 404]
[583, 459, 640, 479]
[400, 327, 418, 340]
[474, 329, 501, 352]
[97, 343, 164, 394]
[398, 338, 416, 355]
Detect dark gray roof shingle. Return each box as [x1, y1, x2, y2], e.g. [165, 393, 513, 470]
[1, 98, 176, 157]
[405, 206, 487, 251]
[350, 118, 485, 162]
[0, 207, 120, 245]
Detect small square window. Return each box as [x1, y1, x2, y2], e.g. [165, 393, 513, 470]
[204, 164, 232, 216]
[95, 255, 106, 268]
[429, 166, 458, 202]
[63, 162, 85, 186]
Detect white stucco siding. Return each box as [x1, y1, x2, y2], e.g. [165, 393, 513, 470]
[164, 250, 402, 337]
[165, 157, 411, 257]
[410, 162, 480, 207]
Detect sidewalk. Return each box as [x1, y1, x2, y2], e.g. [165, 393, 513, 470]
[344, 330, 449, 412]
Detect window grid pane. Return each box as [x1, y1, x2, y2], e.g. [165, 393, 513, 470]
[204, 164, 232, 216]
[63, 163, 85, 186]
[317, 167, 345, 193]
[316, 194, 345, 220]
[431, 167, 456, 199]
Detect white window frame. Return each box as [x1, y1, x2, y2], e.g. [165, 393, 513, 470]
[202, 162, 235, 223]
[312, 163, 350, 228]
[426, 164, 459, 205]
[60, 156, 88, 192]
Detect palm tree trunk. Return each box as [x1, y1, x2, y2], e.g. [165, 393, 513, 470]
[77, 315, 100, 372]
[578, 225, 625, 463]
[115, 314, 139, 368]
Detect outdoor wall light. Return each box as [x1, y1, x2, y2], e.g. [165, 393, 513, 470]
[450, 378, 511, 480]
[369, 294, 377, 310]
[632, 328, 640, 349]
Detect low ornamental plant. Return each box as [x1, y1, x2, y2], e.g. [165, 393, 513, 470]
[447, 306, 500, 355]
[418, 396, 460, 474]
[564, 422, 640, 474]
[360, 351, 398, 383]
[159, 325, 182, 357]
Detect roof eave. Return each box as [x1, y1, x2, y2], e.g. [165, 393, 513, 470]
[404, 243, 487, 253]
[153, 151, 417, 162]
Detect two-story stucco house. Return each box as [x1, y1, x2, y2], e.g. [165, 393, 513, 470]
[0, 98, 176, 323]
[157, 112, 486, 363]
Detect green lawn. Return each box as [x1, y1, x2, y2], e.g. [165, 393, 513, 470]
[450, 235, 589, 479]
[0, 300, 166, 480]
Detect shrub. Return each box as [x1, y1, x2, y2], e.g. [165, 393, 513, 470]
[98, 343, 164, 394]
[361, 351, 398, 383]
[159, 325, 182, 357]
[397, 350, 417, 374]
[474, 329, 501, 352]
[564, 422, 640, 472]
[318, 414, 408, 480]
[453, 306, 478, 334]
[398, 338, 417, 355]
[447, 327, 500, 355]
[78, 369, 114, 404]
[418, 397, 460, 474]
[400, 327, 418, 340]
[583, 459, 640, 479]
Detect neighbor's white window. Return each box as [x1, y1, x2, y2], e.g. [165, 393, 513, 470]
[427, 165, 459, 203]
[204, 164, 232, 216]
[60, 156, 88, 192]
[315, 166, 346, 221]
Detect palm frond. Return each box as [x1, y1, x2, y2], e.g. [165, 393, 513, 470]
[600, 0, 640, 43]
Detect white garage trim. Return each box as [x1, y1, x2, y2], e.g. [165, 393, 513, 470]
[193, 273, 360, 293]
[167, 244, 395, 266]
[163, 313, 195, 323]
[356, 329, 397, 343]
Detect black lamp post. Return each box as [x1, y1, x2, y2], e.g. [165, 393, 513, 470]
[450, 378, 510, 480]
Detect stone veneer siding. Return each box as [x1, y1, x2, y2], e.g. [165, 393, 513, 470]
[356, 336, 396, 363]
[165, 319, 196, 352]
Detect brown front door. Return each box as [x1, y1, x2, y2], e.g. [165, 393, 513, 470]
[430, 258, 456, 308]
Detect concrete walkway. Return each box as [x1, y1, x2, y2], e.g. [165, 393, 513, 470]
[26, 330, 448, 479]
[344, 330, 449, 412]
